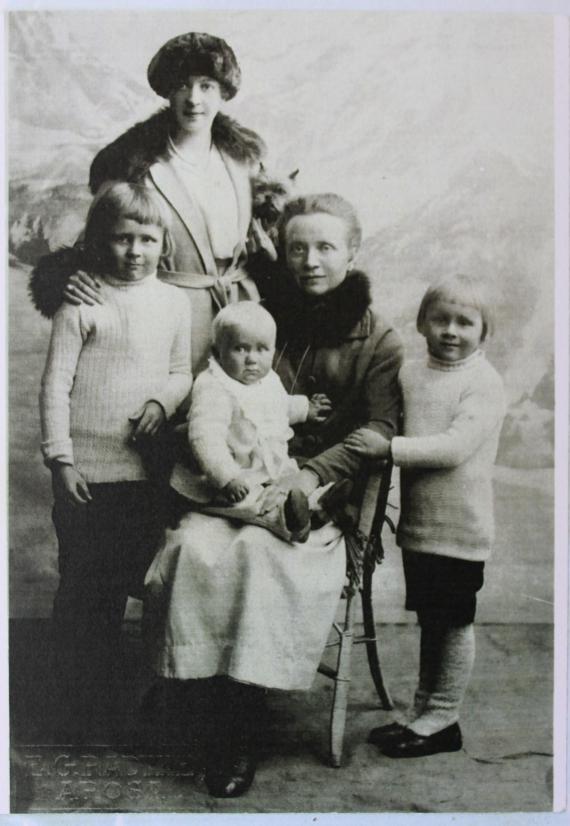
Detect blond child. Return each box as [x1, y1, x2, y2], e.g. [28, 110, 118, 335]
[169, 301, 339, 542]
[39, 182, 192, 742]
[346, 274, 506, 757]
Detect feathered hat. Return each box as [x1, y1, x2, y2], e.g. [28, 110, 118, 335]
[147, 32, 241, 100]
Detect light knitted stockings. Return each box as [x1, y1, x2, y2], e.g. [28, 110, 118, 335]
[407, 622, 475, 737]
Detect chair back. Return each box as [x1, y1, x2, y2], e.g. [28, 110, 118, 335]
[345, 459, 393, 594]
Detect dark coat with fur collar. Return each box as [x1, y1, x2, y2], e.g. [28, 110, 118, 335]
[30, 108, 265, 374]
[89, 108, 265, 194]
[268, 271, 404, 485]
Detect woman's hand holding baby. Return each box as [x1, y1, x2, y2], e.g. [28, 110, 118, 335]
[129, 401, 166, 442]
[52, 463, 92, 506]
[64, 271, 103, 307]
[307, 393, 332, 423]
[344, 428, 392, 458]
[223, 478, 250, 504]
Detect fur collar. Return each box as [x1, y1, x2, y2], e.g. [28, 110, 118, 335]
[29, 245, 85, 318]
[89, 107, 266, 194]
[267, 270, 373, 348]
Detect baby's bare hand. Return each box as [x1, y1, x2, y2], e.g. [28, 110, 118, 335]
[307, 393, 332, 423]
[223, 479, 250, 503]
[344, 428, 391, 458]
[64, 271, 103, 306]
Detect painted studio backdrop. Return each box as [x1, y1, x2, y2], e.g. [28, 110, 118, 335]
[7, 8, 556, 815]
[9, 10, 554, 622]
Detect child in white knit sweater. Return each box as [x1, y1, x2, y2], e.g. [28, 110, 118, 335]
[170, 301, 339, 542]
[345, 274, 506, 758]
[39, 182, 192, 742]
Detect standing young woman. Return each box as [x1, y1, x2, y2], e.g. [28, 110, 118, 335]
[30, 32, 265, 374]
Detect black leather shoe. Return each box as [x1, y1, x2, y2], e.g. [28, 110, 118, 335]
[381, 722, 462, 758]
[317, 479, 353, 523]
[284, 488, 311, 543]
[367, 721, 407, 746]
[205, 747, 257, 798]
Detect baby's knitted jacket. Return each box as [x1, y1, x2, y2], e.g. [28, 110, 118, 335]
[170, 357, 309, 503]
[392, 350, 506, 562]
[40, 273, 192, 483]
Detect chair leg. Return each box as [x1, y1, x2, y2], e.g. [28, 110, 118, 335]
[329, 594, 356, 767]
[361, 565, 393, 710]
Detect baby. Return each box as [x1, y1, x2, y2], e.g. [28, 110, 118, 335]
[170, 301, 337, 542]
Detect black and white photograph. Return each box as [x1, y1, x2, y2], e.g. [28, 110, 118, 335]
[6, 4, 566, 816]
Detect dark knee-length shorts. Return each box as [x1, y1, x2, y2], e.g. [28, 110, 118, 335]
[402, 548, 485, 626]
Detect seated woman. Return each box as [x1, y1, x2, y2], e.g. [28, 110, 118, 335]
[143, 193, 404, 798]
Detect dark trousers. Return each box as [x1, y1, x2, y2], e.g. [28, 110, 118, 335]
[51, 481, 164, 741]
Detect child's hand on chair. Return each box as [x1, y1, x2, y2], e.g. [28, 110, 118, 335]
[344, 428, 391, 458]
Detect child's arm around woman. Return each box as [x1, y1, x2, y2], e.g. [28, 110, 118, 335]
[346, 353, 505, 469]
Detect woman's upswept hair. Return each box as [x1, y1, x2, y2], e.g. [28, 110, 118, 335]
[211, 300, 277, 350]
[278, 193, 362, 251]
[416, 273, 495, 342]
[83, 181, 174, 273]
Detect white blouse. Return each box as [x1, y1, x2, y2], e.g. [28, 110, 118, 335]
[166, 138, 240, 261]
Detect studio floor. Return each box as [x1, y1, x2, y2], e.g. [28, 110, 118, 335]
[10, 620, 553, 814]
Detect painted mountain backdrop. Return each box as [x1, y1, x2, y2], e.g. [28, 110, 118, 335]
[8, 10, 555, 467]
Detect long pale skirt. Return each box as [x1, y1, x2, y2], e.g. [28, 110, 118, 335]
[144, 512, 346, 690]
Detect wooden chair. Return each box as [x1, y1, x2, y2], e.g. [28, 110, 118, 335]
[317, 460, 394, 767]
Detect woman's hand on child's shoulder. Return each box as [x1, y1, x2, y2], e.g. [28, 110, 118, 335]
[344, 428, 391, 459]
[307, 393, 332, 424]
[52, 463, 92, 505]
[129, 401, 166, 442]
[64, 271, 103, 307]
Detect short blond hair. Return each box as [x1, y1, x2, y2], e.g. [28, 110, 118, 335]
[416, 274, 494, 342]
[212, 301, 277, 350]
[84, 182, 174, 272]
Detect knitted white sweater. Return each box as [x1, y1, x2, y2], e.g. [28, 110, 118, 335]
[170, 358, 309, 502]
[392, 351, 506, 561]
[40, 273, 192, 483]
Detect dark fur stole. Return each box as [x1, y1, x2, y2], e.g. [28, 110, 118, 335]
[89, 108, 266, 194]
[29, 246, 88, 319]
[264, 269, 373, 348]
